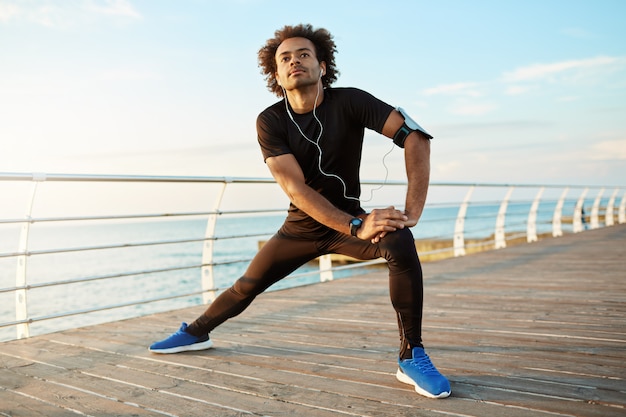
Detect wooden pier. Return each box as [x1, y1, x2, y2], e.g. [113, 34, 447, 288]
[1, 225, 625, 416]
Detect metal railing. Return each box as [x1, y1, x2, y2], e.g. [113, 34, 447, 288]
[1, 172, 624, 341]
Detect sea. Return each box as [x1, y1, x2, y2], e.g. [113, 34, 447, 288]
[0, 200, 583, 342]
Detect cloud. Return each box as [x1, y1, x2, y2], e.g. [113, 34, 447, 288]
[555, 96, 579, 102]
[433, 160, 461, 176]
[589, 139, 626, 160]
[427, 55, 626, 104]
[0, 3, 19, 22]
[505, 85, 531, 96]
[0, 0, 141, 27]
[97, 69, 161, 82]
[85, 0, 141, 19]
[438, 120, 553, 136]
[502, 56, 621, 82]
[422, 83, 492, 115]
[448, 101, 496, 116]
[422, 82, 482, 97]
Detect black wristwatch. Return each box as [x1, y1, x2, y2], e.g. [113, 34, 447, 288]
[349, 217, 363, 237]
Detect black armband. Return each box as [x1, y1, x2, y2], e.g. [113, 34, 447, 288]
[392, 107, 433, 148]
[392, 122, 414, 148]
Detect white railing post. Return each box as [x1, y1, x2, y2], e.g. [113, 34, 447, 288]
[319, 254, 333, 282]
[590, 188, 604, 229]
[605, 188, 618, 227]
[201, 180, 229, 304]
[15, 174, 46, 339]
[527, 187, 544, 243]
[573, 188, 589, 233]
[454, 186, 474, 257]
[619, 191, 626, 224]
[495, 187, 514, 249]
[552, 187, 568, 237]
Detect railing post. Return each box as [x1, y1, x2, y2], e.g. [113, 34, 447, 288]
[605, 188, 618, 227]
[590, 188, 604, 229]
[617, 192, 626, 224]
[201, 181, 229, 304]
[495, 187, 514, 249]
[552, 187, 568, 237]
[573, 188, 588, 233]
[319, 254, 333, 282]
[454, 186, 474, 257]
[527, 187, 544, 243]
[15, 175, 45, 339]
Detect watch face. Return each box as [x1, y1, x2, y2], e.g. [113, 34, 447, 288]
[350, 218, 362, 237]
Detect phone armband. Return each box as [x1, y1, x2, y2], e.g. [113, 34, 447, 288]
[392, 107, 433, 148]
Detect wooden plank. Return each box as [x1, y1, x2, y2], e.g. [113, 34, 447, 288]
[1, 365, 167, 416]
[0, 341, 344, 417]
[0, 389, 82, 417]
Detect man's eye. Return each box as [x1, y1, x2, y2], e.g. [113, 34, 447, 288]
[300, 53, 309, 58]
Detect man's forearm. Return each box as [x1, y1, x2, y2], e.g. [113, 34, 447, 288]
[291, 182, 409, 241]
[404, 131, 431, 224]
[290, 184, 354, 234]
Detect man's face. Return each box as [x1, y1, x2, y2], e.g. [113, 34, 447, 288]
[275, 37, 324, 91]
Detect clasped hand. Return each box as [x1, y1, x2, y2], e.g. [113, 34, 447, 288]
[358, 206, 417, 243]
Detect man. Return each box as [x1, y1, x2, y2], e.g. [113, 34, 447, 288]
[149, 24, 450, 399]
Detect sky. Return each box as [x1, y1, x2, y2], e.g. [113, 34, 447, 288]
[1, 0, 625, 189]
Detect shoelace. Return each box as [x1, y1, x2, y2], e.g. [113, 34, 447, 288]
[408, 354, 439, 375]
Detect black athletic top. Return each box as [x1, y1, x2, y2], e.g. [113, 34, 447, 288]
[257, 87, 394, 230]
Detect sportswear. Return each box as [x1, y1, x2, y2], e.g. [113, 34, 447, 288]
[257, 87, 394, 234]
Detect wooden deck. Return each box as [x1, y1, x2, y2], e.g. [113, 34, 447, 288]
[1, 225, 625, 417]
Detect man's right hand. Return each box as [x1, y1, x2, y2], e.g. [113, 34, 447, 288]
[358, 206, 408, 243]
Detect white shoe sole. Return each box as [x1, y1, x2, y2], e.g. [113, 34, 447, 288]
[149, 339, 214, 354]
[396, 368, 451, 399]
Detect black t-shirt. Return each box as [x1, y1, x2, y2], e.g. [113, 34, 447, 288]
[257, 87, 394, 230]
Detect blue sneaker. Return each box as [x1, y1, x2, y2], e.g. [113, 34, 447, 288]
[396, 347, 451, 398]
[149, 322, 213, 354]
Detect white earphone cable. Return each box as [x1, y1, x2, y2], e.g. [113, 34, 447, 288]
[282, 75, 391, 203]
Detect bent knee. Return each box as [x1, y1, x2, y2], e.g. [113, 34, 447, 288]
[380, 228, 419, 264]
[381, 228, 415, 251]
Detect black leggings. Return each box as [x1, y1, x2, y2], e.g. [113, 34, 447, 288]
[187, 224, 424, 359]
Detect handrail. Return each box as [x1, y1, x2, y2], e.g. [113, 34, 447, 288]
[1, 172, 624, 342]
[0, 172, 607, 188]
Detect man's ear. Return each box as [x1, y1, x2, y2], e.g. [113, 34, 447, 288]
[320, 62, 327, 76]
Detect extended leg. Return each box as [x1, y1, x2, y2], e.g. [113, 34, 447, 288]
[186, 233, 321, 336]
[149, 232, 320, 353]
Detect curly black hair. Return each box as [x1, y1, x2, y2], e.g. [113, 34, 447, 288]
[258, 24, 339, 97]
